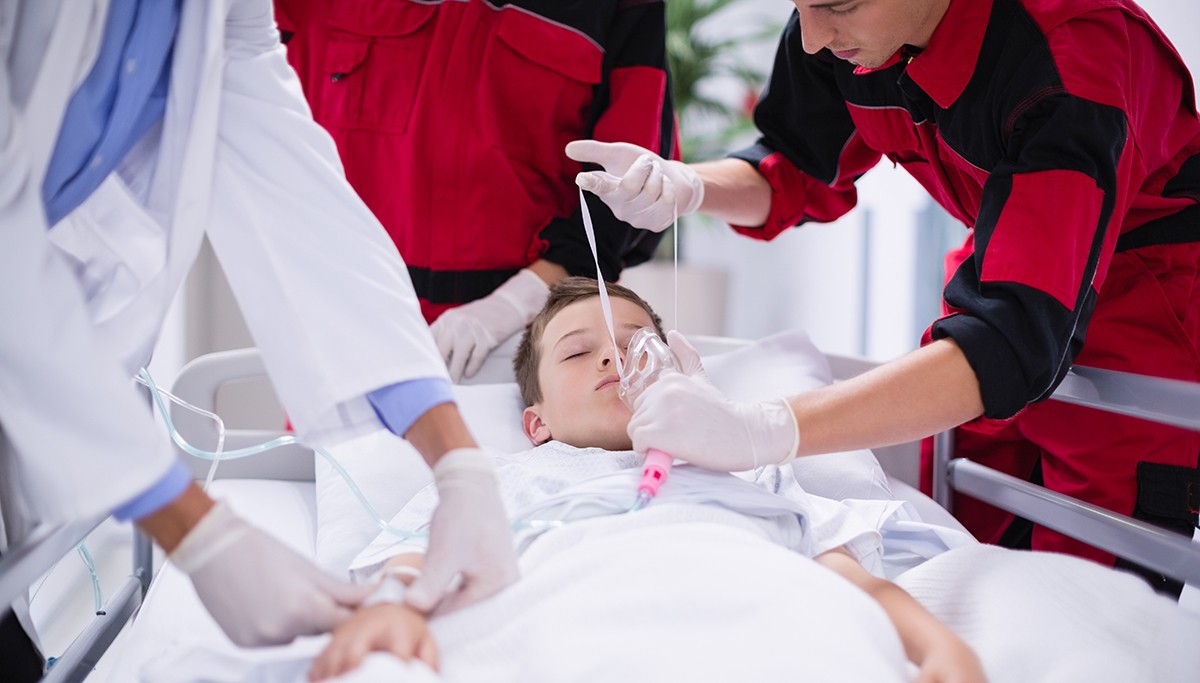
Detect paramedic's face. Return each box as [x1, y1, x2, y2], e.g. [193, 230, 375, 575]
[524, 297, 655, 451]
[792, 0, 948, 69]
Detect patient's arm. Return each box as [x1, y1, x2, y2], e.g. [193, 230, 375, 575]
[309, 555, 435, 680]
[816, 549, 987, 683]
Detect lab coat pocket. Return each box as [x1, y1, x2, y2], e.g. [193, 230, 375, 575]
[317, 3, 437, 133]
[46, 175, 167, 325]
[488, 8, 603, 170]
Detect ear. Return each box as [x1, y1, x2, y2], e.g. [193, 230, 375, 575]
[522, 405, 552, 445]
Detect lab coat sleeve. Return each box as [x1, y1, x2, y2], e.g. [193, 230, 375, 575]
[205, 0, 449, 444]
[0, 70, 176, 526]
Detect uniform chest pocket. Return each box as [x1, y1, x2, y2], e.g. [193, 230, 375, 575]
[846, 103, 923, 161]
[486, 8, 603, 170]
[313, 2, 437, 133]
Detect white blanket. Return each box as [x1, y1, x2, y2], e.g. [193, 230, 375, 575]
[140, 514, 1199, 683]
[894, 545, 1200, 683]
[146, 507, 913, 682]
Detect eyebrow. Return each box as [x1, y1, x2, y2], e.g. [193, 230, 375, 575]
[551, 322, 646, 352]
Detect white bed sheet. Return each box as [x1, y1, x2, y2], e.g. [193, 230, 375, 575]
[107, 475, 1200, 683]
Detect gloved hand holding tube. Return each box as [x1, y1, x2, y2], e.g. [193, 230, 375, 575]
[627, 331, 801, 473]
[565, 140, 705, 233]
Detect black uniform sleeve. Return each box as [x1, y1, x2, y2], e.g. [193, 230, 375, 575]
[538, 0, 674, 281]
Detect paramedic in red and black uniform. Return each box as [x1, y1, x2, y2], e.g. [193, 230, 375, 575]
[275, 0, 672, 380]
[568, 0, 1200, 596]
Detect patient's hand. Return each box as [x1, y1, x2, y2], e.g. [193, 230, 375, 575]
[915, 634, 986, 683]
[308, 603, 438, 680]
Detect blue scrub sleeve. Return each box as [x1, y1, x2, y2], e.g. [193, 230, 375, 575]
[367, 378, 456, 437]
[112, 460, 191, 521]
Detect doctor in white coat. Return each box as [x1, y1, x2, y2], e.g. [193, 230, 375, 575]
[0, 0, 517, 674]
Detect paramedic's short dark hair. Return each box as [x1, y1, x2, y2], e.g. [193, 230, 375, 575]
[514, 277, 664, 407]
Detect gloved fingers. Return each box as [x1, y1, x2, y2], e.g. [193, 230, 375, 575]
[429, 315, 456, 361]
[402, 562, 455, 614]
[626, 377, 676, 453]
[575, 170, 623, 197]
[666, 330, 706, 377]
[565, 139, 648, 174]
[659, 175, 678, 217]
[444, 334, 472, 383]
[627, 406, 668, 459]
[623, 159, 665, 214]
[439, 557, 518, 613]
[311, 570, 377, 609]
[609, 154, 657, 204]
[461, 344, 488, 379]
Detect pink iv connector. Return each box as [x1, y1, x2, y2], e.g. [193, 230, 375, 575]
[618, 328, 680, 505]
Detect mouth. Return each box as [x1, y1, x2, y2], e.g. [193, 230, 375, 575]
[831, 48, 860, 61]
[595, 375, 620, 391]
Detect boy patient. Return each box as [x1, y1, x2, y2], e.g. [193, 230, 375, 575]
[310, 277, 985, 683]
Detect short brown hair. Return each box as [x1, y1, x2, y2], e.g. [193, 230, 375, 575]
[514, 277, 664, 407]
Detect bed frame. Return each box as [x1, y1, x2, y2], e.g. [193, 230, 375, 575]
[4, 341, 1199, 682]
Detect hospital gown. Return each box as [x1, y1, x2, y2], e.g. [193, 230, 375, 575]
[349, 441, 967, 581]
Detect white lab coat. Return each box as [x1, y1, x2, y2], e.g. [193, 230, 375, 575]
[0, 0, 445, 585]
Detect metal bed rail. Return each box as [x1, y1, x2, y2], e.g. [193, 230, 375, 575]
[932, 365, 1200, 587]
[0, 516, 154, 683]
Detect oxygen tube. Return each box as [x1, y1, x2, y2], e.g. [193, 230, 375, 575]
[137, 369, 567, 541]
[578, 188, 681, 511]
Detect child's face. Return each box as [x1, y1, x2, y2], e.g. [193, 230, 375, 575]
[522, 296, 656, 450]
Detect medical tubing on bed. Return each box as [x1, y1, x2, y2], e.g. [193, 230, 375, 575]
[133, 374, 226, 490]
[137, 368, 426, 542]
[77, 542, 103, 612]
[137, 369, 644, 545]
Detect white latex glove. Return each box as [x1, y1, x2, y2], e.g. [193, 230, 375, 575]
[430, 268, 549, 382]
[627, 333, 800, 472]
[565, 140, 704, 233]
[170, 501, 372, 647]
[665, 329, 706, 377]
[404, 448, 519, 614]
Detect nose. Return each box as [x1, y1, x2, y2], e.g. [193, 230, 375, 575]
[799, 10, 835, 55]
[597, 344, 624, 371]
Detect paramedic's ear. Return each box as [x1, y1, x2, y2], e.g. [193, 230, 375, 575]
[522, 406, 552, 445]
[666, 330, 706, 378]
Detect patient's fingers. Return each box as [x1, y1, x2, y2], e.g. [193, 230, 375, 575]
[418, 632, 440, 671]
[309, 605, 432, 681]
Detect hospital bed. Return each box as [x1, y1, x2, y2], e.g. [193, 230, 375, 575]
[4, 333, 1200, 682]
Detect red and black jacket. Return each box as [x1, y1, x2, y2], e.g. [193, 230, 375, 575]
[276, 0, 674, 321]
[732, 0, 1200, 420]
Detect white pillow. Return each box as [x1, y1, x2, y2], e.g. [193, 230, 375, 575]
[314, 330, 890, 573]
